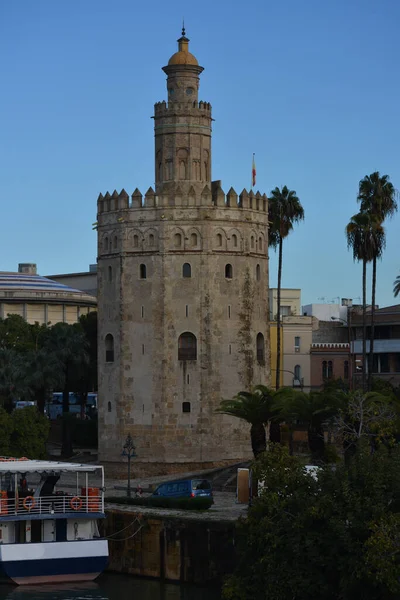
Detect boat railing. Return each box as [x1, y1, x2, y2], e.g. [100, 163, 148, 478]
[0, 494, 104, 517]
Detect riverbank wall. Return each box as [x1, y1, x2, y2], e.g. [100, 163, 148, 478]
[104, 507, 237, 585]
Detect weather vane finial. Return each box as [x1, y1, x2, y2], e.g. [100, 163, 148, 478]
[182, 19, 185, 36]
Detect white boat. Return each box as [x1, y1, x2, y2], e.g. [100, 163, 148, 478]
[0, 457, 108, 585]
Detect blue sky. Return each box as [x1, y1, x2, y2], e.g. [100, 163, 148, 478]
[1, 0, 399, 308]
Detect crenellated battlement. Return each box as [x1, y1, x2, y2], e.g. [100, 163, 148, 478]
[97, 181, 268, 216]
[154, 100, 212, 116]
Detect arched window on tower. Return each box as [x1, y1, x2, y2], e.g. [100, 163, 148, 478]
[190, 233, 198, 247]
[174, 233, 182, 248]
[251, 236, 255, 250]
[178, 332, 197, 361]
[113, 236, 118, 250]
[133, 235, 139, 248]
[259, 237, 263, 251]
[217, 233, 222, 247]
[182, 263, 191, 278]
[139, 264, 147, 279]
[149, 234, 155, 247]
[232, 234, 238, 248]
[105, 334, 114, 363]
[225, 264, 233, 279]
[104, 237, 109, 252]
[256, 333, 265, 364]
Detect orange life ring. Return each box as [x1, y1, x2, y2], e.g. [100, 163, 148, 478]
[70, 496, 83, 511]
[23, 496, 35, 510]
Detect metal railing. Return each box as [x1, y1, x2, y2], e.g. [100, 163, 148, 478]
[0, 494, 104, 517]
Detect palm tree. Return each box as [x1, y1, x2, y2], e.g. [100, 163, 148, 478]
[357, 172, 397, 390]
[268, 186, 305, 390]
[346, 212, 382, 391]
[216, 385, 277, 458]
[273, 388, 339, 462]
[394, 274, 400, 298]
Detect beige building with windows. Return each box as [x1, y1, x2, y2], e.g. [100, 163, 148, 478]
[0, 264, 96, 325]
[96, 31, 271, 474]
[269, 288, 301, 320]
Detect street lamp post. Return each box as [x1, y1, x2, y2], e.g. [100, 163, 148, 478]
[121, 434, 136, 498]
[270, 369, 304, 390]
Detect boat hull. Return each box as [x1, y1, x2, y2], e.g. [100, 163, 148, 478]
[0, 539, 108, 585]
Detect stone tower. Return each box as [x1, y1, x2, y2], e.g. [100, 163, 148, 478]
[97, 30, 271, 475]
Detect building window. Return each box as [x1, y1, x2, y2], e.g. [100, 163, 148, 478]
[174, 233, 182, 248]
[322, 360, 333, 379]
[251, 236, 255, 249]
[104, 237, 109, 252]
[280, 305, 291, 317]
[178, 332, 197, 361]
[133, 235, 139, 248]
[259, 237, 263, 251]
[228, 305, 231, 319]
[256, 333, 265, 364]
[217, 233, 222, 247]
[229, 344, 232, 354]
[107, 401, 112, 413]
[108, 266, 112, 282]
[294, 336, 300, 351]
[190, 233, 198, 247]
[232, 234, 238, 247]
[344, 360, 349, 380]
[183, 263, 191, 278]
[140, 264, 147, 279]
[256, 264, 260, 281]
[294, 365, 301, 380]
[149, 234, 154, 246]
[182, 402, 191, 413]
[141, 306, 144, 318]
[225, 264, 233, 279]
[185, 305, 188, 317]
[105, 334, 114, 363]
[113, 236, 118, 250]
[142, 344, 145, 355]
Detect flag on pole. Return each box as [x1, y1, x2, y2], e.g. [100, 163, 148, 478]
[252, 154, 256, 188]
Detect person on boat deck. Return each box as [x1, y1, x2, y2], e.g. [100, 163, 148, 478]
[19, 477, 31, 497]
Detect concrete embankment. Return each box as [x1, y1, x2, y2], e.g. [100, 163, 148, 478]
[104, 493, 245, 584]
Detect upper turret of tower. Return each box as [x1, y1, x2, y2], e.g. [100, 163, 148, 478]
[162, 28, 204, 105]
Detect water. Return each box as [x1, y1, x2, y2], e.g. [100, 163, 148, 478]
[0, 574, 221, 600]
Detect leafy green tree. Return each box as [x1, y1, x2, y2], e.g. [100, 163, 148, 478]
[44, 322, 89, 456]
[10, 406, 50, 459]
[346, 212, 382, 391]
[357, 172, 397, 390]
[268, 186, 304, 390]
[223, 444, 400, 600]
[216, 386, 277, 457]
[0, 407, 12, 455]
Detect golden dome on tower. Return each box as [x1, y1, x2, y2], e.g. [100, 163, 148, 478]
[167, 27, 199, 66]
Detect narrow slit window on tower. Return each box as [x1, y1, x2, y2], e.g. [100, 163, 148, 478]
[142, 344, 145, 355]
[225, 264, 233, 279]
[187, 374, 190, 384]
[107, 401, 112, 413]
[108, 266, 113, 282]
[185, 305, 189, 317]
[182, 402, 191, 413]
[228, 305, 231, 319]
[229, 344, 232, 355]
[217, 233, 222, 247]
[232, 234, 238, 248]
[105, 334, 114, 363]
[256, 264, 261, 281]
[256, 332, 265, 364]
[178, 332, 197, 361]
[182, 263, 191, 278]
[140, 264, 147, 279]
[141, 306, 144, 318]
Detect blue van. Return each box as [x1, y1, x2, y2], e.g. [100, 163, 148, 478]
[152, 478, 213, 499]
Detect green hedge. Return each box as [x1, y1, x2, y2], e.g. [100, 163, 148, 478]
[105, 495, 213, 510]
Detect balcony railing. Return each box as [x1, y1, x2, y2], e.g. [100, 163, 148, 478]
[0, 494, 104, 517]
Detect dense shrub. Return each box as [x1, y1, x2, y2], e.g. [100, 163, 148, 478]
[105, 495, 213, 510]
[10, 406, 50, 459]
[0, 408, 12, 455]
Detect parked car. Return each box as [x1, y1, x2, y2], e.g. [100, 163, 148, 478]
[152, 478, 213, 499]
